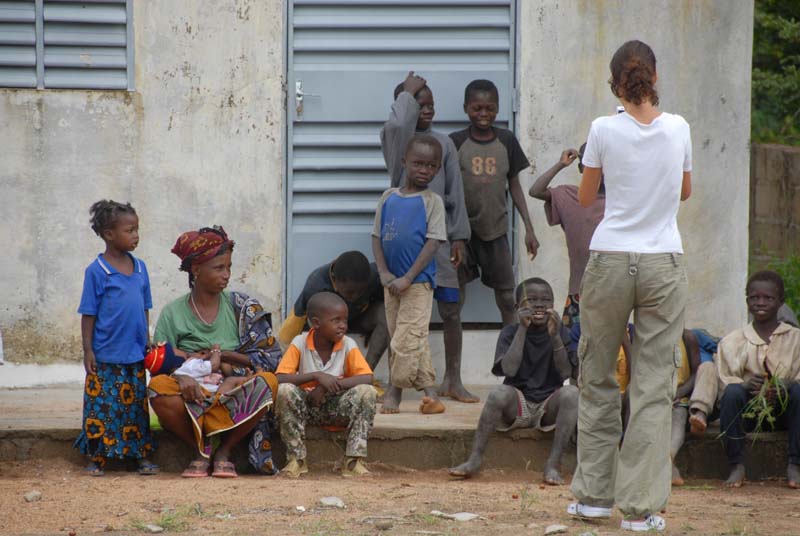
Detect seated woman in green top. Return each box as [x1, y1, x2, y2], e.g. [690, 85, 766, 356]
[149, 226, 281, 478]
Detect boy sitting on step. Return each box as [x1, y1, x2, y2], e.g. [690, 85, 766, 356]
[448, 277, 577, 485]
[688, 271, 800, 488]
[276, 292, 377, 478]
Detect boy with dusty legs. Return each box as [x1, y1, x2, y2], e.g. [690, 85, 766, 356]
[668, 329, 701, 486]
[276, 292, 377, 478]
[450, 80, 539, 326]
[688, 271, 800, 488]
[448, 278, 577, 484]
[381, 72, 476, 403]
[373, 134, 448, 414]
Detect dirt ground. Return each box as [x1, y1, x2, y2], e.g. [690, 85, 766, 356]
[1, 459, 799, 536]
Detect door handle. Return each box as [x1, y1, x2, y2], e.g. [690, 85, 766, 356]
[295, 80, 320, 118]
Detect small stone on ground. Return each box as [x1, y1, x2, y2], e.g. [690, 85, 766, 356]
[544, 524, 568, 535]
[23, 491, 41, 503]
[142, 524, 164, 533]
[319, 496, 345, 508]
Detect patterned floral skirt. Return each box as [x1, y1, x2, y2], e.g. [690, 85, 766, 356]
[74, 361, 155, 466]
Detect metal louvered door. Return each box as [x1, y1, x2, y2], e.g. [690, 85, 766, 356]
[286, 0, 517, 323]
[0, 0, 133, 90]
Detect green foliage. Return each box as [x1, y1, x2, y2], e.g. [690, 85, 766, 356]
[752, 0, 800, 145]
[768, 254, 800, 314]
[741, 373, 789, 440]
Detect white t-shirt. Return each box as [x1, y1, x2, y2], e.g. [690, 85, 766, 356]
[582, 111, 692, 253]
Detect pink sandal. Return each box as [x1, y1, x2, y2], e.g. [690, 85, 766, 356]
[211, 460, 238, 478]
[181, 460, 210, 478]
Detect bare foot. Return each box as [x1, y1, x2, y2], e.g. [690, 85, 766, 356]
[724, 464, 746, 488]
[543, 460, 564, 485]
[448, 458, 480, 478]
[788, 463, 800, 489]
[380, 386, 402, 414]
[438, 379, 480, 403]
[672, 463, 685, 486]
[420, 396, 446, 414]
[688, 409, 707, 436]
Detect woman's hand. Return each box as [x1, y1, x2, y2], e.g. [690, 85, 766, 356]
[175, 375, 204, 404]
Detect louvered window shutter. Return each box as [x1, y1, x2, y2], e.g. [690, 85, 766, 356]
[0, 1, 37, 87]
[0, 0, 133, 90]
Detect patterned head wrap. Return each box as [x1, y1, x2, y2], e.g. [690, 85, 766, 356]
[171, 226, 235, 273]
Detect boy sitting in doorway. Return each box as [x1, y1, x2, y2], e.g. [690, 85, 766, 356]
[380, 71, 476, 403]
[688, 271, 800, 488]
[278, 251, 388, 371]
[276, 292, 377, 478]
[450, 79, 539, 326]
[448, 277, 577, 485]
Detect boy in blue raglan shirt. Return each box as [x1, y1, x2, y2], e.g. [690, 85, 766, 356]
[373, 134, 448, 415]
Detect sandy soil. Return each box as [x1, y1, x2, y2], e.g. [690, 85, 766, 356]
[2, 459, 799, 536]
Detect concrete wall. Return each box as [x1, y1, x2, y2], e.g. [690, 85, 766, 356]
[750, 143, 800, 263]
[516, 0, 754, 337]
[1, 0, 753, 364]
[1, 0, 285, 362]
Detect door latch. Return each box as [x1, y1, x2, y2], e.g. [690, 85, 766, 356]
[295, 80, 320, 119]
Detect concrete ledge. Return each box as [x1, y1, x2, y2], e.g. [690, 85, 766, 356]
[0, 425, 789, 481]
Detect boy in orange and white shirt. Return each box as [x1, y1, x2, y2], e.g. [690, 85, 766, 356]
[276, 292, 376, 478]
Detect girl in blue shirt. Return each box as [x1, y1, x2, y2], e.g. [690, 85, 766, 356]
[75, 200, 157, 476]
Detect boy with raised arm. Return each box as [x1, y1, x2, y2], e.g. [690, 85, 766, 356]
[381, 71, 476, 403]
[449, 277, 578, 485]
[529, 144, 605, 328]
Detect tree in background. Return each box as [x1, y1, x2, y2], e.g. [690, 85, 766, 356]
[752, 0, 800, 145]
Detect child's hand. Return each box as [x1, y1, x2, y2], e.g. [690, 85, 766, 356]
[315, 372, 343, 394]
[743, 375, 765, 395]
[559, 148, 579, 167]
[546, 309, 562, 338]
[309, 385, 327, 407]
[402, 71, 427, 97]
[379, 270, 397, 287]
[83, 352, 97, 375]
[518, 306, 534, 328]
[525, 231, 540, 260]
[388, 276, 411, 296]
[450, 240, 466, 268]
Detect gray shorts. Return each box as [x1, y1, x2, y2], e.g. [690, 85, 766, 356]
[457, 234, 515, 290]
[496, 387, 556, 433]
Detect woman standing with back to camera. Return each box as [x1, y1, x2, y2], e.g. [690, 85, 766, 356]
[567, 41, 692, 532]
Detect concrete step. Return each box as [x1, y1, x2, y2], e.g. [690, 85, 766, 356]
[0, 387, 791, 481]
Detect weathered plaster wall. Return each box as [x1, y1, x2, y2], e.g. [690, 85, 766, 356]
[1, 0, 285, 361]
[517, 0, 753, 336]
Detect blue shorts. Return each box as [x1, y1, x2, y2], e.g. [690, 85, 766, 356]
[434, 286, 459, 303]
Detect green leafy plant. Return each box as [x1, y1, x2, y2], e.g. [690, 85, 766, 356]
[741, 372, 789, 441]
[768, 255, 800, 315]
[752, 0, 800, 146]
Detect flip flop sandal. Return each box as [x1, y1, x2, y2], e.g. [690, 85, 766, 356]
[137, 460, 160, 476]
[211, 461, 238, 478]
[181, 460, 210, 478]
[84, 462, 105, 477]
